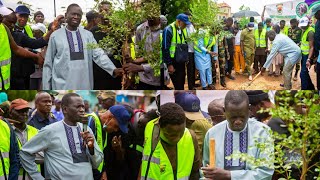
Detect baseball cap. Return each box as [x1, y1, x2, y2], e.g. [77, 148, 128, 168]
[176, 13, 191, 25]
[15, 5, 30, 15]
[175, 92, 205, 121]
[31, 23, 46, 34]
[100, 91, 116, 100]
[10, 98, 30, 112]
[299, 17, 310, 27]
[0, 0, 12, 16]
[109, 105, 131, 133]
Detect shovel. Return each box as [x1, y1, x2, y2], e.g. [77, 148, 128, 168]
[248, 71, 262, 86]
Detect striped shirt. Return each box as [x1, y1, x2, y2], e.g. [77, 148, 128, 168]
[264, 34, 301, 69]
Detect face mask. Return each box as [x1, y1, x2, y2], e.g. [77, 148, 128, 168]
[103, 119, 112, 130]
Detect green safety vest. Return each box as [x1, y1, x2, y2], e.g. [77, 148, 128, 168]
[254, 29, 267, 48]
[16, 125, 41, 178]
[130, 36, 136, 60]
[194, 30, 216, 53]
[141, 119, 195, 180]
[301, 27, 315, 55]
[88, 112, 107, 172]
[280, 26, 289, 36]
[0, 120, 10, 180]
[0, 24, 11, 90]
[24, 25, 34, 38]
[169, 22, 187, 58]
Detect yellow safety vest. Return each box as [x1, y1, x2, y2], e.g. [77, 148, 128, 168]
[169, 22, 187, 58]
[280, 26, 289, 36]
[0, 120, 10, 180]
[141, 119, 195, 180]
[88, 112, 107, 172]
[0, 24, 11, 90]
[130, 36, 136, 60]
[24, 25, 34, 38]
[16, 125, 41, 178]
[254, 29, 267, 48]
[194, 30, 216, 53]
[301, 27, 315, 55]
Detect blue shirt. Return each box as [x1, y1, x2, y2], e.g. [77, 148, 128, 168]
[1, 119, 20, 180]
[264, 34, 302, 69]
[28, 111, 59, 130]
[51, 108, 64, 121]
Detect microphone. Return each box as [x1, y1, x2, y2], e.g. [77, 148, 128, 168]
[81, 115, 93, 148]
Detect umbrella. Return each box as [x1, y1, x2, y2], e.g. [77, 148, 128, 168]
[232, 10, 260, 18]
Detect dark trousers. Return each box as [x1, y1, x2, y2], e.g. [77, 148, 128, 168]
[254, 55, 267, 72]
[226, 51, 234, 74]
[317, 62, 320, 90]
[170, 62, 186, 90]
[187, 52, 195, 90]
[10, 76, 30, 90]
[137, 81, 161, 90]
[300, 55, 315, 90]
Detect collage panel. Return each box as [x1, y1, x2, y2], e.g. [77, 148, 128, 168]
[161, 0, 320, 91]
[0, 90, 159, 180]
[1, 0, 161, 90]
[158, 90, 320, 180]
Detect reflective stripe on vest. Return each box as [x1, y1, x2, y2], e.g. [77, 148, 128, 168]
[254, 29, 267, 48]
[301, 27, 315, 55]
[24, 25, 34, 38]
[169, 22, 187, 58]
[0, 24, 11, 90]
[16, 125, 40, 178]
[194, 30, 216, 53]
[88, 112, 107, 172]
[0, 120, 11, 178]
[141, 119, 194, 179]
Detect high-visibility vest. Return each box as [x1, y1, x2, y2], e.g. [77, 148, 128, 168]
[169, 22, 187, 58]
[264, 26, 273, 32]
[130, 36, 136, 60]
[24, 25, 34, 38]
[0, 24, 12, 90]
[87, 112, 107, 172]
[194, 30, 216, 53]
[254, 29, 267, 48]
[16, 125, 41, 178]
[300, 26, 315, 55]
[141, 119, 195, 180]
[0, 120, 11, 180]
[280, 26, 289, 36]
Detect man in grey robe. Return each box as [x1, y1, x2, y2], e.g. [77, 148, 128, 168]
[201, 90, 274, 180]
[20, 93, 103, 180]
[43, 3, 123, 90]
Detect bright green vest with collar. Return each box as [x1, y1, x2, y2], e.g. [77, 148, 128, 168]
[169, 22, 187, 58]
[141, 119, 195, 180]
[0, 120, 11, 180]
[24, 24, 34, 38]
[0, 24, 12, 90]
[255, 29, 267, 48]
[301, 26, 315, 55]
[87, 112, 107, 172]
[194, 30, 216, 53]
[16, 125, 41, 178]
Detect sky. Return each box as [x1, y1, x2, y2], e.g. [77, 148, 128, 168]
[3, 0, 297, 22]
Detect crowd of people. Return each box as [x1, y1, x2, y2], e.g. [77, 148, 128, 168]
[162, 5, 320, 90]
[0, 0, 168, 90]
[0, 90, 159, 180]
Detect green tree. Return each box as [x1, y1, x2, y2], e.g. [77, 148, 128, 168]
[239, 4, 250, 11]
[3, 90, 37, 101]
[161, 0, 193, 23]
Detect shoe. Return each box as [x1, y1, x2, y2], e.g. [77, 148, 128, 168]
[221, 81, 226, 87]
[203, 87, 208, 90]
[280, 84, 284, 87]
[208, 84, 216, 90]
[227, 74, 235, 80]
[249, 75, 253, 81]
